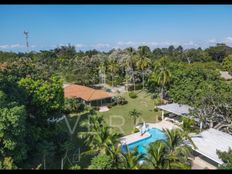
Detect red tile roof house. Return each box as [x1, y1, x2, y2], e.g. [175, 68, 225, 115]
[63, 84, 113, 106]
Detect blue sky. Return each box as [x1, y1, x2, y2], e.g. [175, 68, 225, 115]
[0, 5, 232, 52]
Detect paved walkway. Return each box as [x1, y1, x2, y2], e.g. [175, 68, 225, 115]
[147, 120, 180, 130]
[120, 131, 151, 145]
[120, 120, 179, 145]
[99, 106, 109, 112]
[191, 156, 217, 169]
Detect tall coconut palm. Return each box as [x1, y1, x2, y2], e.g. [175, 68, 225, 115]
[144, 129, 194, 169]
[144, 141, 169, 169]
[129, 109, 141, 127]
[98, 61, 107, 85]
[137, 47, 151, 89]
[162, 129, 193, 169]
[108, 59, 119, 87]
[107, 144, 123, 169]
[120, 146, 144, 169]
[124, 73, 131, 92]
[150, 56, 171, 100]
[126, 47, 138, 91]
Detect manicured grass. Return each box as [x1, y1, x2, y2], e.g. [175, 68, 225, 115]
[98, 90, 161, 136]
[50, 90, 161, 169]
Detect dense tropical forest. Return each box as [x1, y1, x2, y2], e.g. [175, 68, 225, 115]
[0, 43, 232, 169]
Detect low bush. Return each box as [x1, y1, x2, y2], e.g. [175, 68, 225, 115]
[128, 83, 143, 91]
[132, 127, 140, 133]
[153, 107, 159, 112]
[115, 96, 128, 105]
[129, 92, 137, 99]
[107, 104, 112, 108]
[64, 98, 86, 114]
[93, 106, 100, 111]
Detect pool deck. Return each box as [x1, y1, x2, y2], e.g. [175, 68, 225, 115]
[147, 120, 180, 130]
[120, 131, 151, 145]
[191, 156, 217, 169]
[120, 120, 180, 145]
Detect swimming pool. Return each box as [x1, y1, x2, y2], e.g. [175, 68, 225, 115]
[121, 128, 166, 155]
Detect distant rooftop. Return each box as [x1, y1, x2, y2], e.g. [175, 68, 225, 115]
[220, 71, 232, 80]
[187, 128, 232, 165]
[157, 103, 193, 116]
[63, 84, 112, 101]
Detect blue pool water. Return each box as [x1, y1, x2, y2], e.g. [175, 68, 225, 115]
[121, 128, 166, 155]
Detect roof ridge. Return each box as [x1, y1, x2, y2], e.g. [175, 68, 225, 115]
[87, 88, 97, 101]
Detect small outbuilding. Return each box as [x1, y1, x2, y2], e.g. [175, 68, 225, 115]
[187, 128, 232, 167]
[220, 71, 232, 80]
[157, 103, 193, 120]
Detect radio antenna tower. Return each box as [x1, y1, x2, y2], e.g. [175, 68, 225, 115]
[23, 31, 29, 49]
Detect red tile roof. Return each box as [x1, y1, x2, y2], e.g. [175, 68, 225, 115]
[64, 84, 112, 101]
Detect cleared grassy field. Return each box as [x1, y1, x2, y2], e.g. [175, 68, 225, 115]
[98, 90, 161, 136]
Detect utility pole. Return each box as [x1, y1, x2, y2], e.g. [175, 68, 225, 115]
[23, 31, 29, 50]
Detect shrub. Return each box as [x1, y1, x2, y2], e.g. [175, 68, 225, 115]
[92, 106, 100, 111]
[64, 98, 85, 114]
[132, 127, 140, 133]
[129, 92, 137, 99]
[107, 103, 112, 108]
[128, 83, 143, 91]
[115, 96, 128, 105]
[158, 115, 162, 121]
[153, 107, 158, 112]
[69, 164, 81, 170]
[121, 100, 128, 105]
[89, 154, 112, 169]
[111, 101, 117, 106]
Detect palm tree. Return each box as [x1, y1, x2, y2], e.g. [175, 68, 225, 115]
[120, 146, 144, 169]
[137, 47, 151, 89]
[108, 59, 119, 87]
[107, 144, 123, 169]
[124, 73, 131, 92]
[79, 114, 120, 155]
[129, 109, 141, 127]
[162, 129, 193, 169]
[126, 47, 138, 91]
[144, 141, 169, 169]
[150, 56, 171, 100]
[98, 61, 106, 85]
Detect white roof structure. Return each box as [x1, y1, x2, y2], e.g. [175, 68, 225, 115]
[220, 71, 232, 80]
[188, 128, 232, 165]
[157, 103, 193, 116]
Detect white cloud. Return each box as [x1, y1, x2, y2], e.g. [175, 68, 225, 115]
[93, 43, 111, 49]
[0, 45, 9, 49]
[0, 44, 25, 49]
[183, 41, 199, 47]
[224, 37, 232, 44]
[116, 41, 138, 47]
[75, 44, 85, 48]
[11, 44, 22, 48]
[208, 39, 217, 44]
[114, 41, 182, 49]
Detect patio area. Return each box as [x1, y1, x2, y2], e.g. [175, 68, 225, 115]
[147, 120, 181, 130]
[120, 131, 151, 145]
[120, 120, 179, 145]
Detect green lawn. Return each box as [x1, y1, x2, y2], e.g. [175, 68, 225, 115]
[98, 90, 161, 136]
[50, 90, 161, 169]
